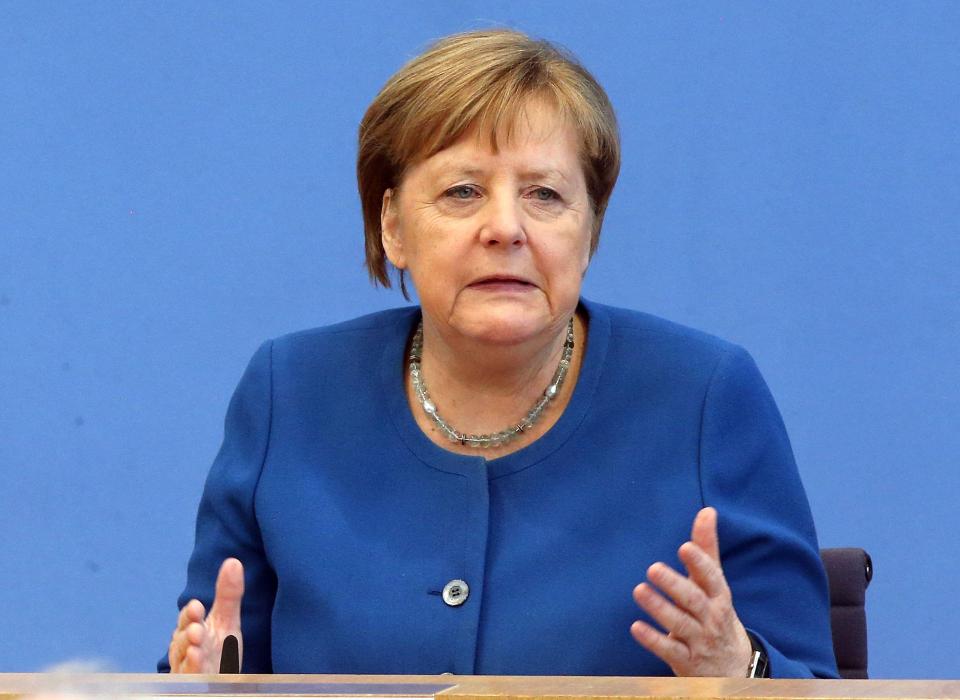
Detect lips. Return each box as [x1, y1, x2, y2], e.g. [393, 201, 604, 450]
[468, 275, 536, 288]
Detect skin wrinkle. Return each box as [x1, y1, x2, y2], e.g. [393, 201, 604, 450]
[172, 33, 804, 677]
[358, 31, 621, 290]
[380, 102, 591, 453]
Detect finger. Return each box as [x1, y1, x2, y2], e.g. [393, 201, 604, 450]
[678, 541, 728, 599]
[169, 632, 184, 672]
[647, 562, 710, 620]
[171, 600, 206, 673]
[630, 619, 691, 668]
[185, 621, 206, 646]
[633, 582, 702, 642]
[691, 507, 721, 562]
[209, 558, 245, 631]
[169, 623, 202, 673]
[182, 644, 206, 673]
[177, 599, 205, 631]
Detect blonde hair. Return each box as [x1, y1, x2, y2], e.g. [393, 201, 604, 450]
[357, 29, 621, 293]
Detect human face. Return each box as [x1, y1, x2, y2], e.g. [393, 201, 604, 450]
[380, 103, 593, 348]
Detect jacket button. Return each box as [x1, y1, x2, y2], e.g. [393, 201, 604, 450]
[442, 579, 469, 607]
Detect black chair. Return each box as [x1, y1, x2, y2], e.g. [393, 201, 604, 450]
[820, 547, 873, 679]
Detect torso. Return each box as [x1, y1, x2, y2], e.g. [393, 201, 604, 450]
[176, 300, 835, 677]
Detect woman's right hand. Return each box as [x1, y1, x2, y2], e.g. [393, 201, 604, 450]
[168, 558, 245, 673]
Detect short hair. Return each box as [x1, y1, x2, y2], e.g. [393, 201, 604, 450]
[357, 28, 621, 293]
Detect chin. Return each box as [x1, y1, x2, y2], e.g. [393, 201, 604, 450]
[452, 307, 556, 347]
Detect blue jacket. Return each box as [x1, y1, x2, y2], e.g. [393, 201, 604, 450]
[161, 300, 838, 678]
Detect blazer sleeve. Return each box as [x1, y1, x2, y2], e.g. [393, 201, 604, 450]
[158, 340, 278, 673]
[699, 345, 839, 679]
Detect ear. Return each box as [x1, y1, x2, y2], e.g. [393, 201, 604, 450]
[380, 188, 406, 270]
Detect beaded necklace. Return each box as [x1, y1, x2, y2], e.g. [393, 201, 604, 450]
[409, 318, 575, 449]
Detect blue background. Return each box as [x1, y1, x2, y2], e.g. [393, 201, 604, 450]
[1, 0, 958, 678]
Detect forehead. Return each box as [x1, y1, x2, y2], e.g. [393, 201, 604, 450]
[408, 103, 584, 180]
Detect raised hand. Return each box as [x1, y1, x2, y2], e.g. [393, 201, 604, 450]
[168, 558, 245, 673]
[630, 507, 753, 677]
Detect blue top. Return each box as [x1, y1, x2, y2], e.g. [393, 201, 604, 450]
[160, 299, 838, 678]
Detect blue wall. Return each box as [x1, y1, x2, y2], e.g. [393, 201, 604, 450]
[1, 1, 958, 678]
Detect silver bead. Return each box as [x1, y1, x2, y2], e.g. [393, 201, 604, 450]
[408, 317, 574, 450]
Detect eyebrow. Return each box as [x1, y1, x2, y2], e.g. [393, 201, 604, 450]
[444, 167, 485, 179]
[518, 168, 570, 183]
[432, 163, 572, 183]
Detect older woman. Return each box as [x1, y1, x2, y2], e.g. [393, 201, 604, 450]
[163, 30, 837, 678]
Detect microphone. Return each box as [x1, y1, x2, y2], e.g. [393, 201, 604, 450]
[219, 635, 240, 674]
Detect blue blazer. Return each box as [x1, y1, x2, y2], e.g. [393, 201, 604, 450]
[161, 300, 838, 678]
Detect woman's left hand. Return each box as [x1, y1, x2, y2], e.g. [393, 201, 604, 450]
[630, 506, 754, 677]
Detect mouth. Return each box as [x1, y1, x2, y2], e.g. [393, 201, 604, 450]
[470, 274, 536, 286]
[467, 275, 537, 291]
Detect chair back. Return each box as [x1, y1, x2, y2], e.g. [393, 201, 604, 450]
[820, 547, 873, 679]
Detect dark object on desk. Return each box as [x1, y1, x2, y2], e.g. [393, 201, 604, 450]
[820, 548, 873, 679]
[220, 634, 240, 674]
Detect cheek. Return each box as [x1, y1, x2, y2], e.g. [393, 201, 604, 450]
[402, 221, 473, 292]
[562, 225, 593, 279]
[402, 208, 465, 256]
[543, 247, 589, 293]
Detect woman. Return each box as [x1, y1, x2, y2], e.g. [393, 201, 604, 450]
[163, 29, 837, 678]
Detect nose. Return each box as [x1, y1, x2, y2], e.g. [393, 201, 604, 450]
[478, 193, 525, 248]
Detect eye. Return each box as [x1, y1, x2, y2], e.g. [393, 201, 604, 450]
[530, 187, 560, 202]
[444, 184, 480, 200]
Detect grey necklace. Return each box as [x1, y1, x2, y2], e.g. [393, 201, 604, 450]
[409, 318, 575, 449]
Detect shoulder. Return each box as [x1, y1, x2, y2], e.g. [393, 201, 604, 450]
[583, 299, 747, 379]
[274, 305, 418, 344]
[267, 305, 418, 360]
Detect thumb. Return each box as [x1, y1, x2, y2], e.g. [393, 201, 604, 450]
[691, 507, 722, 563]
[208, 558, 245, 631]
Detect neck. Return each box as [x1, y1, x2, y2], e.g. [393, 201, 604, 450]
[411, 312, 583, 437]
